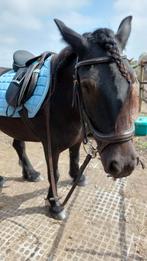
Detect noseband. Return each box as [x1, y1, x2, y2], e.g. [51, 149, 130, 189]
[74, 56, 135, 154]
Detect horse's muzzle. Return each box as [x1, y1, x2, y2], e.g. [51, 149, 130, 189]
[100, 141, 138, 179]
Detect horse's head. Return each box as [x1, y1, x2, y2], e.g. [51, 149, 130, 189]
[55, 16, 139, 179]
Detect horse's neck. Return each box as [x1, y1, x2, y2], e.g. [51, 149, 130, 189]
[53, 49, 76, 94]
[52, 49, 80, 118]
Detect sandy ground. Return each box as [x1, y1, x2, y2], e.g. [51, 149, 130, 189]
[0, 103, 146, 261]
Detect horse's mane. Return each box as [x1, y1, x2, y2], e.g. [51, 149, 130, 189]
[85, 28, 131, 83]
[56, 28, 131, 83]
[55, 46, 76, 74]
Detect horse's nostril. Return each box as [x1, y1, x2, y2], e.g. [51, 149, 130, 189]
[109, 160, 120, 174]
[125, 162, 135, 173]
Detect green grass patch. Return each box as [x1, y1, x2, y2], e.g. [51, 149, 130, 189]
[135, 137, 147, 150]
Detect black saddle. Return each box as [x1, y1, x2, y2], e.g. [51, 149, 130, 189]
[13, 50, 41, 71]
[6, 50, 52, 111]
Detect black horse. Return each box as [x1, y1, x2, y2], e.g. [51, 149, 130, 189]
[0, 16, 139, 219]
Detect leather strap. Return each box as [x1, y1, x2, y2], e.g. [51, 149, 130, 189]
[19, 106, 39, 139]
[62, 154, 92, 207]
[75, 55, 127, 69]
[45, 100, 59, 202]
[75, 57, 113, 69]
[18, 52, 51, 105]
[19, 54, 59, 203]
[42, 54, 59, 202]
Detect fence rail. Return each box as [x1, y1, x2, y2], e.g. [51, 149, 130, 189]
[139, 61, 147, 111]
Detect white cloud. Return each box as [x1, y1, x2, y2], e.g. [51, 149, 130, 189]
[113, 0, 147, 59]
[59, 11, 101, 33]
[0, 11, 42, 30]
[0, 0, 92, 66]
[114, 0, 147, 14]
[0, 0, 91, 16]
[0, 35, 17, 45]
[1, 0, 147, 66]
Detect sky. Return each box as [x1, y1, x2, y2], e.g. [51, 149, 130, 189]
[0, 0, 147, 67]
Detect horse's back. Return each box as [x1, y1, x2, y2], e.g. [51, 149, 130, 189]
[0, 67, 11, 76]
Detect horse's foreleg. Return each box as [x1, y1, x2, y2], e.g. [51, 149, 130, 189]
[13, 139, 41, 182]
[69, 142, 86, 186]
[43, 143, 66, 220]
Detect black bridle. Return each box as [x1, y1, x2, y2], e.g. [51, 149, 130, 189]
[73, 56, 135, 154]
[44, 54, 136, 208]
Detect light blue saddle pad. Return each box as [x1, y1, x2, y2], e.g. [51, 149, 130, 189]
[0, 55, 52, 118]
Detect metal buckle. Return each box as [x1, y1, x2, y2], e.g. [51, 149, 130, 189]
[11, 73, 25, 85]
[11, 77, 25, 85]
[33, 68, 40, 74]
[84, 139, 98, 158]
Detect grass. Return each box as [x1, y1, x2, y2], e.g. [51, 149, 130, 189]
[135, 137, 147, 151]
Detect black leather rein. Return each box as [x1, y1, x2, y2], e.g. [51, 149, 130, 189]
[45, 54, 135, 208]
[74, 55, 135, 154]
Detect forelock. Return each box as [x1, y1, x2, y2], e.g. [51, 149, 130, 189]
[83, 28, 131, 84]
[83, 28, 118, 52]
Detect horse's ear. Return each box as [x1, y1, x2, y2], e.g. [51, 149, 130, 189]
[116, 16, 132, 50]
[54, 19, 87, 53]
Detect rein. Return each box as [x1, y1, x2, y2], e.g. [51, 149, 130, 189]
[46, 54, 135, 208]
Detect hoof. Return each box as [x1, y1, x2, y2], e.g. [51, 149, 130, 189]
[50, 208, 67, 220]
[23, 170, 41, 182]
[45, 199, 67, 220]
[0, 176, 5, 188]
[73, 175, 87, 187]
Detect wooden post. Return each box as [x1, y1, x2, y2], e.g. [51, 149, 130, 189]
[139, 63, 144, 112]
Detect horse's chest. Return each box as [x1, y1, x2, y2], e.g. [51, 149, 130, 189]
[52, 120, 82, 151]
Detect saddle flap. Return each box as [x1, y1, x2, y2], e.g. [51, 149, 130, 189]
[5, 68, 27, 107]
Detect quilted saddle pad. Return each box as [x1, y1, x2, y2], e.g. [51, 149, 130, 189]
[0, 55, 52, 118]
